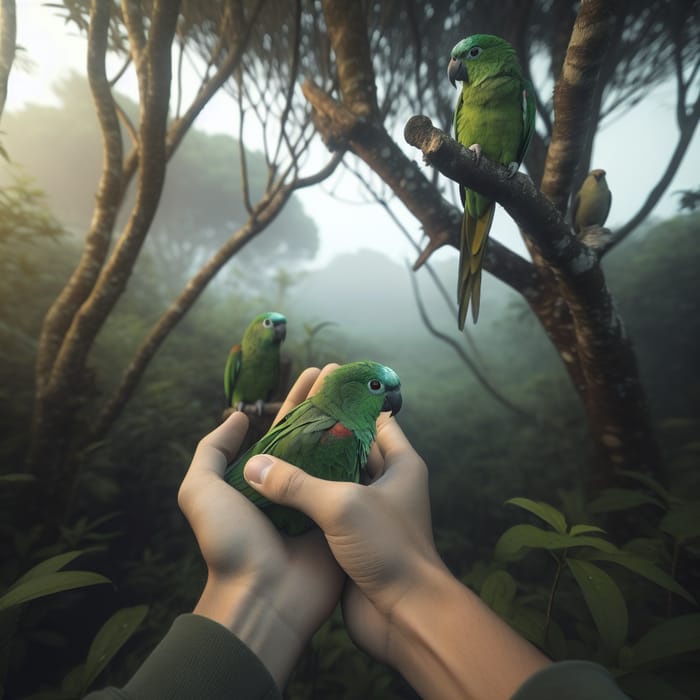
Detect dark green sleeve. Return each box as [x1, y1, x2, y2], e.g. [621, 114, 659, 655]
[512, 660, 630, 699]
[84, 614, 282, 700]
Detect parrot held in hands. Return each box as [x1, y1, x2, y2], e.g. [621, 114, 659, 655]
[224, 312, 287, 413]
[448, 34, 536, 328]
[224, 361, 402, 535]
[571, 169, 611, 234]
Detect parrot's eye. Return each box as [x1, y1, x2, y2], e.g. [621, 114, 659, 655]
[368, 379, 384, 394]
[262, 318, 273, 328]
[468, 46, 482, 59]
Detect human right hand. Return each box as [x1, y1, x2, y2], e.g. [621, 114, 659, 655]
[243, 364, 550, 700]
[242, 367, 440, 664]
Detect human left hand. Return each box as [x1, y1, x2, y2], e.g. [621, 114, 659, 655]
[177, 368, 344, 687]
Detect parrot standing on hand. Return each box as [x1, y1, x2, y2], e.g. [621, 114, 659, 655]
[224, 312, 287, 414]
[448, 34, 536, 328]
[224, 361, 402, 535]
[571, 169, 611, 234]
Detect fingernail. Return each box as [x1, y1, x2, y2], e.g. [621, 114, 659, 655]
[244, 455, 273, 485]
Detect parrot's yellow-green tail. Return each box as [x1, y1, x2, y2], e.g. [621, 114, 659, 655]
[458, 203, 494, 328]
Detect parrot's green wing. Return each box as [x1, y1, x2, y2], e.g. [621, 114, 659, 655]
[223, 344, 242, 405]
[224, 399, 365, 533]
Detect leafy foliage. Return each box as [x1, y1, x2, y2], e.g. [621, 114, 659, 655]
[480, 489, 699, 698]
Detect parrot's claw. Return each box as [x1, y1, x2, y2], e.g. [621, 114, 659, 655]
[235, 401, 245, 413]
[468, 143, 482, 165]
[254, 399, 265, 416]
[506, 161, 519, 178]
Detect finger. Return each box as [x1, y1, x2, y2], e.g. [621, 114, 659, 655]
[370, 418, 432, 532]
[364, 442, 384, 482]
[365, 417, 408, 479]
[307, 363, 340, 396]
[274, 367, 321, 424]
[187, 411, 250, 479]
[274, 364, 340, 424]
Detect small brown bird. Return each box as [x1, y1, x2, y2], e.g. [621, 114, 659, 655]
[571, 169, 612, 234]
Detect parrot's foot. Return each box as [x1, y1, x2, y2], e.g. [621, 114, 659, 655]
[506, 161, 519, 178]
[254, 399, 265, 416]
[468, 143, 482, 165]
[235, 401, 245, 413]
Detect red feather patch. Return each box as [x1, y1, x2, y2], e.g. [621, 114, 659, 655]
[320, 422, 353, 442]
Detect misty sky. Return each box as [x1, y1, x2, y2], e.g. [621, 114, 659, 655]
[4, 2, 699, 270]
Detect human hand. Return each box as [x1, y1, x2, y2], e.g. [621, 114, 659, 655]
[243, 364, 550, 699]
[242, 364, 438, 662]
[177, 368, 344, 687]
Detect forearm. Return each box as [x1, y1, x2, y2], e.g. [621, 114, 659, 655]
[387, 558, 550, 700]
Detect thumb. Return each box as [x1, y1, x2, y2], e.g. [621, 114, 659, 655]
[244, 454, 330, 523]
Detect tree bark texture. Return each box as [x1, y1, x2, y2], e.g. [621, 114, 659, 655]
[27, 1, 181, 503]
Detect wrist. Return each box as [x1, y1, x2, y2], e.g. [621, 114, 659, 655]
[193, 574, 306, 688]
[386, 559, 550, 700]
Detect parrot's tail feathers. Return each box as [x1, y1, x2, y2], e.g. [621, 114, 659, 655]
[457, 204, 492, 328]
[470, 268, 482, 323]
[224, 461, 271, 508]
[458, 270, 482, 329]
[470, 203, 495, 259]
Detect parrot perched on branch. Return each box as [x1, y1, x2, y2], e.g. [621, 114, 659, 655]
[572, 169, 612, 234]
[448, 34, 535, 328]
[224, 312, 287, 413]
[224, 361, 402, 535]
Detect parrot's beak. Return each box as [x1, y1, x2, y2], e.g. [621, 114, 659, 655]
[448, 57, 468, 87]
[274, 323, 287, 342]
[382, 388, 402, 416]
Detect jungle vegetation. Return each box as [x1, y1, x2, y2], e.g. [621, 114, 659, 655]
[0, 1, 698, 698]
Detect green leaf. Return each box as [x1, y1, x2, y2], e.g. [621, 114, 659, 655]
[480, 570, 516, 616]
[581, 551, 696, 604]
[494, 524, 618, 562]
[566, 558, 628, 654]
[569, 524, 606, 536]
[0, 571, 110, 610]
[507, 604, 546, 647]
[80, 605, 149, 691]
[505, 497, 567, 533]
[615, 470, 673, 505]
[11, 551, 86, 588]
[588, 488, 665, 513]
[660, 502, 700, 542]
[620, 614, 700, 668]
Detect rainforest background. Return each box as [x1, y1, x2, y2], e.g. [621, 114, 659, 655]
[0, 1, 698, 698]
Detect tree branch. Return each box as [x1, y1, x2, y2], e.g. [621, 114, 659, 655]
[34, 0, 123, 388]
[404, 114, 663, 483]
[90, 154, 342, 441]
[539, 0, 616, 212]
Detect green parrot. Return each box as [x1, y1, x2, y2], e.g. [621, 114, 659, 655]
[571, 169, 612, 234]
[224, 360, 402, 535]
[224, 312, 287, 413]
[448, 34, 536, 328]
